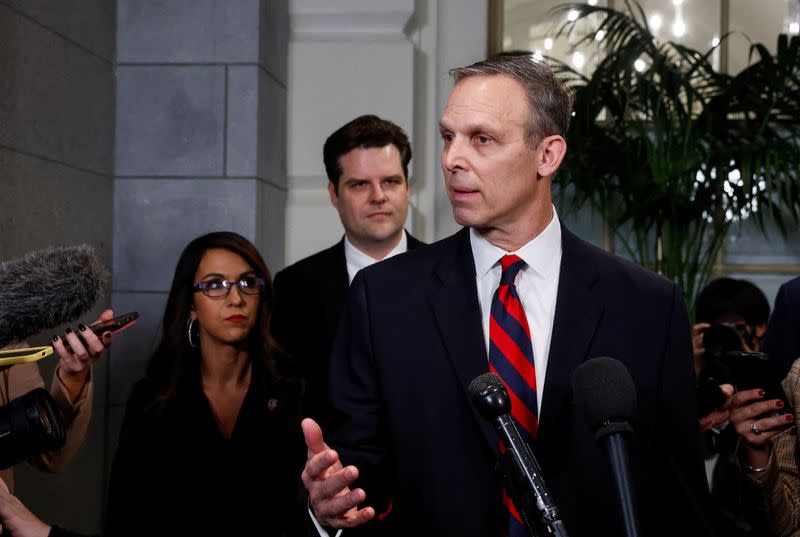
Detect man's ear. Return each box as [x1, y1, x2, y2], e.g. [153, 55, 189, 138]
[536, 135, 567, 178]
[328, 181, 339, 210]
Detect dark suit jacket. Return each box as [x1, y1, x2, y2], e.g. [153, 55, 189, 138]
[326, 226, 713, 537]
[271, 231, 425, 420]
[763, 276, 800, 379]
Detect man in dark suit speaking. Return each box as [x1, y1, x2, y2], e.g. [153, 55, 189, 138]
[272, 115, 424, 422]
[301, 56, 711, 536]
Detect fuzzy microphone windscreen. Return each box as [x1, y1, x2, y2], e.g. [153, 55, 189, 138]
[0, 245, 109, 348]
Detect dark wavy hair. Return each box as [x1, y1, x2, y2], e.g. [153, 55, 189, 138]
[323, 114, 412, 191]
[142, 231, 290, 411]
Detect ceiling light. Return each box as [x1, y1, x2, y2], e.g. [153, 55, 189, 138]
[711, 36, 720, 47]
[588, 0, 598, 5]
[634, 59, 646, 72]
[567, 10, 579, 22]
[790, 22, 800, 34]
[595, 30, 606, 41]
[572, 51, 585, 69]
[544, 37, 553, 50]
[650, 14, 662, 32]
[672, 20, 686, 37]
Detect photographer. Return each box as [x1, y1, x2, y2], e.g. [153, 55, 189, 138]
[693, 278, 772, 534]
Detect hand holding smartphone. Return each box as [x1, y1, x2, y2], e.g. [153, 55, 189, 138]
[722, 351, 793, 414]
[61, 311, 139, 354]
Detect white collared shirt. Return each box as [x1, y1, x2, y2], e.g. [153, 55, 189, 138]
[344, 232, 408, 284]
[469, 207, 563, 411]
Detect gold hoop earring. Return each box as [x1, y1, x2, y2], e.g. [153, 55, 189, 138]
[187, 318, 198, 348]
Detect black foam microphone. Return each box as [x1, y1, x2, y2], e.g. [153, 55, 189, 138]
[0, 245, 109, 348]
[571, 357, 640, 537]
[469, 372, 569, 537]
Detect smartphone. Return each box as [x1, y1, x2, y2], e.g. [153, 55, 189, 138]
[0, 346, 54, 366]
[721, 351, 793, 413]
[88, 311, 139, 336]
[62, 312, 139, 353]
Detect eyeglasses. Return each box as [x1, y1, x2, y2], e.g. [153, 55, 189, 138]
[193, 276, 266, 299]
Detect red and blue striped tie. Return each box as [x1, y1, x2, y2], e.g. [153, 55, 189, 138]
[489, 254, 538, 537]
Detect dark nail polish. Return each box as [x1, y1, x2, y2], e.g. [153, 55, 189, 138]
[758, 390, 765, 397]
[787, 414, 795, 422]
[103, 332, 111, 339]
[65, 328, 73, 334]
[777, 400, 785, 408]
[52, 335, 59, 342]
[78, 324, 87, 332]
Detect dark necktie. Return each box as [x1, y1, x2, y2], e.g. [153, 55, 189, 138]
[488, 254, 538, 537]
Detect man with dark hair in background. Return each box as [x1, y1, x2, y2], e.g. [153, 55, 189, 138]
[300, 55, 712, 537]
[271, 115, 424, 422]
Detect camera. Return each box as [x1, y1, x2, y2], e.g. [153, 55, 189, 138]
[697, 322, 791, 417]
[0, 388, 66, 470]
[702, 322, 754, 357]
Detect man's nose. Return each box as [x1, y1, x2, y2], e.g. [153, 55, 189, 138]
[442, 137, 466, 172]
[370, 183, 388, 203]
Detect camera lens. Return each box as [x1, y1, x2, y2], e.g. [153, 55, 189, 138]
[0, 388, 66, 470]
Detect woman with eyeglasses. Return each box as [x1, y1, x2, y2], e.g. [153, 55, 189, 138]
[105, 232, 303, 537]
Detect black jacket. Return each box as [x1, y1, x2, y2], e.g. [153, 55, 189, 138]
[271, 231, 425, 421]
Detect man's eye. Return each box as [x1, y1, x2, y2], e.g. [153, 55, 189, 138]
[476, 135, 490, 144]
[441, 133, 454, 143]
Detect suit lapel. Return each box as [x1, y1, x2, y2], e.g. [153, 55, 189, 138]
[537, 226, 603, 442]
[429, 229, 498, 455]
[321, 240, 350, 339]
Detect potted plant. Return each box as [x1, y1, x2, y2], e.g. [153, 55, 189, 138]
[547, 0, 800, 310]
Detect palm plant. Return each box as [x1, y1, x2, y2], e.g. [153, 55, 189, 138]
[548, 1, 800, 310]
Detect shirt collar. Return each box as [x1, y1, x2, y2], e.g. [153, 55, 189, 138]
[470, 206, 562, 280]
[344, 231, 408, 277]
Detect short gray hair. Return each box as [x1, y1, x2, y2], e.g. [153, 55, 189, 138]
[449, 54, 573, 146]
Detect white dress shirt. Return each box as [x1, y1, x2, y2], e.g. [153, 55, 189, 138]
[469, 208, 562, 411]
[344, 231, 408, 284]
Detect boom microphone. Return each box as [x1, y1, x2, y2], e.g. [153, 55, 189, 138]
[469, 372, 569, 537]
[571, 357, 640, 537]
[0, 245, 109, 348]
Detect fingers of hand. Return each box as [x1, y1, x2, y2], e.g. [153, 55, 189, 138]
[741, 412, 794, 437]
[730, 388, 768, 411]
[306, 464, 362, 516]
[62, 330, 90, 361]
[720, 384, 735, 398]
[316, 489, 373, 527]
[303, 449, 342, 483]
[302, 418, 329, 455]
[700, 408, 730, 431]
[98, 309, 115, 322]
[78, 327, 106, 355]
[692, 323, 710, 337]
[325, 504, 376, 529]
